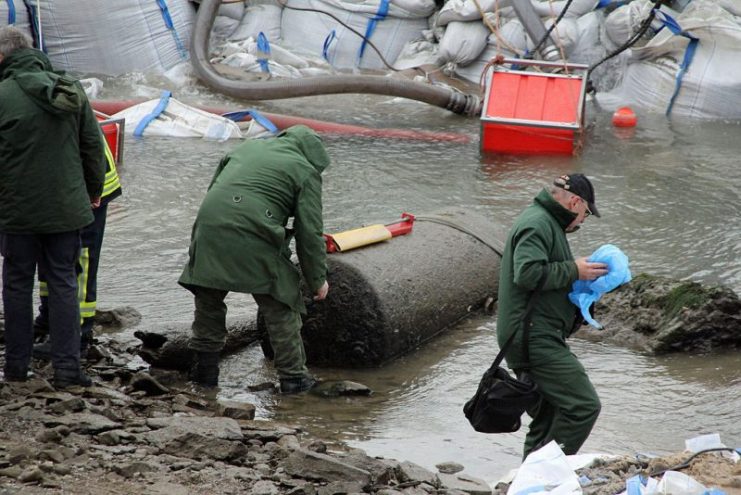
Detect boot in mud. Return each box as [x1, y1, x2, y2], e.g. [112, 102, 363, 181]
[192, 351, 220, 388]
[53, 368, 93, 389]
[280, 375, 317, 394]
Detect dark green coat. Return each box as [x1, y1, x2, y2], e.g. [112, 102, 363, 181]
[496, 189, 580, 368]
[179, 125, 329, 313]
[0, 48, 105, 234]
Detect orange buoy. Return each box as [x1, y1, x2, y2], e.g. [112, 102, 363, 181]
[612, 106, 637, 127]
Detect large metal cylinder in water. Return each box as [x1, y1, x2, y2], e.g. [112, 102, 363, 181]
[260, 210, 506, 367]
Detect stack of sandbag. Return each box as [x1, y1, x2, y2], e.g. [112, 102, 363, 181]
[279, 0, 437, 71]
[214, 0, 283, 42]
[11, 0, 195, 76]
[435, 0, 606, 84]
[0, 1, 32, 33]
[596, 0, 741, 119]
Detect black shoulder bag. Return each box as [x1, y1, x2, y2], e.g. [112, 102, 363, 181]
[463, 273, 546, 433]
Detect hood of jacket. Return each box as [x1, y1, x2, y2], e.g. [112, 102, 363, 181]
[277, 125, 330, 173]
[0, 48, 84, 115]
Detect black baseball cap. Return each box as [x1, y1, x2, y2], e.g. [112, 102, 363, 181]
[553, 174, 600, 217]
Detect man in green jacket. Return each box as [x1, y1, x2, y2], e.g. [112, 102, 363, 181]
[0, 26, 106, 387]
[179, 125, 330, 394]
[497, 174, 608, 459]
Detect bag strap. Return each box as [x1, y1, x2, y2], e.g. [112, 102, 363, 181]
[491, 269, 548, 370]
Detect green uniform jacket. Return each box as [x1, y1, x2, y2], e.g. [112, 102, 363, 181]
[0, 48, 106, 234]
[179, 125, 329, 314]
[496, 189, 580, 368]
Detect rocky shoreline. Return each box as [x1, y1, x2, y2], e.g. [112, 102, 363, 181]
[0, 335, 738, 495]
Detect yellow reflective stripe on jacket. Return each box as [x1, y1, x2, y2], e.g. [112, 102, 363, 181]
[102, 141, 121, 199]
[80, 301, 97, 319]
[39, 281, 48, 297]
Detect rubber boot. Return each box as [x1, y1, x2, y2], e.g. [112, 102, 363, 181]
[53, 368, 93, 389]
[279, 375, 317, 394]
[192, 351, 220, 388]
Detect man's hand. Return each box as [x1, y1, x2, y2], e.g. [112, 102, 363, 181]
[313, 281, 329, 301]
[575, 257, 608, 280]
[90, 196, 101, 209]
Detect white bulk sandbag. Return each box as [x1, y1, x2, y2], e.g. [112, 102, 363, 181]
[280, 0, 428, 70]
[218, 2, 244, 20]
[437, 0, 513, 26]
[38, 0, 195, 76]
[392, 38, 441, 69]
[231, 0, 283, 41]
[0, 1, 32, 32]
[314, 0, 436, 19]
[529, 0, 599, 19]
[527, 16, 579, 57]
[438, 20, 491, 66]
[719, 0, 741, 16]
[454, 18, 527, 84]
[604, 0, 653, 46]
[596, 0, 741, 119]
[112, 96, 243, 141]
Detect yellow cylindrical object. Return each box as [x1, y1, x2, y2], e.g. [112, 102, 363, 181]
[331, 224, 392, 252]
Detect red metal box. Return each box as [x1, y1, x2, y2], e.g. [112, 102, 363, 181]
[480, 59, 588, 155]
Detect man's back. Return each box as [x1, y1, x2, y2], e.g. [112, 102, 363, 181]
[0, 48, 104, 234]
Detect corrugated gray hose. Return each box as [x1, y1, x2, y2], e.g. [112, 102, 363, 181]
[191, 0, 481, 116]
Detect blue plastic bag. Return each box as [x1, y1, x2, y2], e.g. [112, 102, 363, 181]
[568, 244, 631, 329]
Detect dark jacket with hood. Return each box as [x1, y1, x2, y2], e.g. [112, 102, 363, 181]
[496, 188, 581, 368]
[179, 125, 330, 313]
[0, 48, 105, 234]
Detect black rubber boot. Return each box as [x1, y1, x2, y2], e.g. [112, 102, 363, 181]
[279, 375, 317, 395]
[192, 351, 220, 388]
[53, 369, 93, 389]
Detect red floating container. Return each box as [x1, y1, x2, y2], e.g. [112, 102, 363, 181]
[480, 59, 589, 155]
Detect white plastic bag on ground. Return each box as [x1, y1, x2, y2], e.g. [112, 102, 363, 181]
[506, 441, 582, 495]
[655, 471, 707, 495]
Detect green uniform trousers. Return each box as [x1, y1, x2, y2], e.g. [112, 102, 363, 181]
[188, 286, 308, 378]
[517, 340, 601, 459]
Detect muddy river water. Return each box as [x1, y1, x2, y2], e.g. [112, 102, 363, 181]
[11, 90, 741, 482]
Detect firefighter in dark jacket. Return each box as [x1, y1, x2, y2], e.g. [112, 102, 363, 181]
[497, 174, 608, 458]
[179, 125, 330, 394]
[0, 26, 106, 388]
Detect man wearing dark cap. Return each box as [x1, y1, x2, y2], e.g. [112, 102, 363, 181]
[496, 173, 608, 459]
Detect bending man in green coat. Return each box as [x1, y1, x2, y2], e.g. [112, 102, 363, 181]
[497, 174, 608, 459]
[179, 125, 330, 394]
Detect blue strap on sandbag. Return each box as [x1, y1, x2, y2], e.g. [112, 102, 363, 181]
[257, 32, 271, 74]
[569, 244, 632, 329]
[134, 90, 172, 137]
[322, 29, 337, 63]
[358, 0, 389, 63]
[6, 0, 15, 24]
[653, 10, 699, 116]
[156, 0, 188, 60]
[221, 109, 278, 135]
[21, 0, 44, 51]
